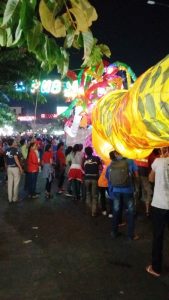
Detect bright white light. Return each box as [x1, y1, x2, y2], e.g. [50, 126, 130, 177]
[53, 130, 64, 136]
[106, 65, 115, 74]
[30, 79, 41, 93]
[50, 80, 62, 94]
[43, 128, 47, 134]
[0, 125, 14, 136]
[63, 80, 79, 98]
[78, 86, 84, 95]
[57, 106, 68, 115]
[41, 80, 52, 93]
[97, 87, 106, 97]
[18, 116, 36, 121]
[147, 0, 169, 7]
[147, 0, 155, 4]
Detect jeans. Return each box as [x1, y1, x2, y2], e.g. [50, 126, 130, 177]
[28, 172, 38, 196]
[24, 172, 29, 191]
[152, 207, 169, 273]
[112, 192, 135, 239]
[99, 187, 107, 211]
[58, 169, 65, 189]
[67, 179, 72, 194]
[85, 179, 98, 215]
[45, 178, 52, 193]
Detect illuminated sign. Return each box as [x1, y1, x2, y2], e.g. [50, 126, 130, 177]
[40, 114, 58, 119]
[63, 81, 79, 98]
[30, 79, 84, 98]
[17, 114, 60, 121]
[32, 79, 62, 94]
[18, 116, 36, 121]
[14, 82, 26, 92]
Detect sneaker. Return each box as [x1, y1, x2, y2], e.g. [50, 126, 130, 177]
[32, 194, 39, 199]
[58, 190, 63, 194]
[108, 214, 113, 218]
[102, 211, 107, 216]
[65, 193, 73, 197]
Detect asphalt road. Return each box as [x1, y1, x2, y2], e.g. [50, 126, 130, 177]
[0, 172, 169, 300]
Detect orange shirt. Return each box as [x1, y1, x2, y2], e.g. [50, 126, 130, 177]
[98, 167, 108, 187]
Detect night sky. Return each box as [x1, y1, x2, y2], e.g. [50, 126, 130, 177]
[88, 0, 169, 76]
[11, 0, 169, 115]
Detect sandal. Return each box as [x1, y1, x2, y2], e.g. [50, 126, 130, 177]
[128, 234, 140, 241]
[146, 265, 160, 277]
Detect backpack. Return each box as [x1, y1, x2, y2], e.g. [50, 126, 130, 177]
[109, 158, 131, 187]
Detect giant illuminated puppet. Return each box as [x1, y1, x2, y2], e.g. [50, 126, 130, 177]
[92, 55, 169, 160]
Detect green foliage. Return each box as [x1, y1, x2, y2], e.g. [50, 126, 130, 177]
[0, 0, 111, 126]
[0, 47, 47, 126]
[0, 102, 16, 126]
[0, 47, 42, 92]
[0, 0, 111, 77]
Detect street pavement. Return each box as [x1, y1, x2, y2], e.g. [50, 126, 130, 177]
[0, 172, 169, 300]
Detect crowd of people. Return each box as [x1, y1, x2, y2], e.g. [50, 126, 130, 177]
[0, 135, 169, 278]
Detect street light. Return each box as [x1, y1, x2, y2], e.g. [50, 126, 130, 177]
[147, 0, 169, 8]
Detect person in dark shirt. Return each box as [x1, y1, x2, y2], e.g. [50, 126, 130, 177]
[83, 146, 102, 217]
[5, 138, 23, 203]
[107, 150, 139, 240]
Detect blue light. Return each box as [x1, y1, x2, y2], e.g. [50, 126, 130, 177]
[15, 82, 26, 92]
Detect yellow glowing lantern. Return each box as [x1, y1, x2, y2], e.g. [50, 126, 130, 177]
[92, 55, 169, 160]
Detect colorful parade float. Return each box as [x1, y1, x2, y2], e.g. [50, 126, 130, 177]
[62, 55, 169, 162]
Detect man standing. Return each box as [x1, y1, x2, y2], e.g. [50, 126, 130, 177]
[146, 147, 169, 277]
[5, 138, 23, 203]
[106, 150, 139, 240]
[83, 146, 102, 217]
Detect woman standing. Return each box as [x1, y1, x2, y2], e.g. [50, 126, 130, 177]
[27, 142, 39, 198]
[42, 144, 53, 198]
[68, 144, 84, 201]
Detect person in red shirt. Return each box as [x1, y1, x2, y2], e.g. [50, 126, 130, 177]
[27, 142, 39, 198]
[42, 144, 53, 198]
[56, 142, 66, 193]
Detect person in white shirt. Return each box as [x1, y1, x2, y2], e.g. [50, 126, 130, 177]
[146, 147, 169, 277]
[68, 144, 84, 201]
